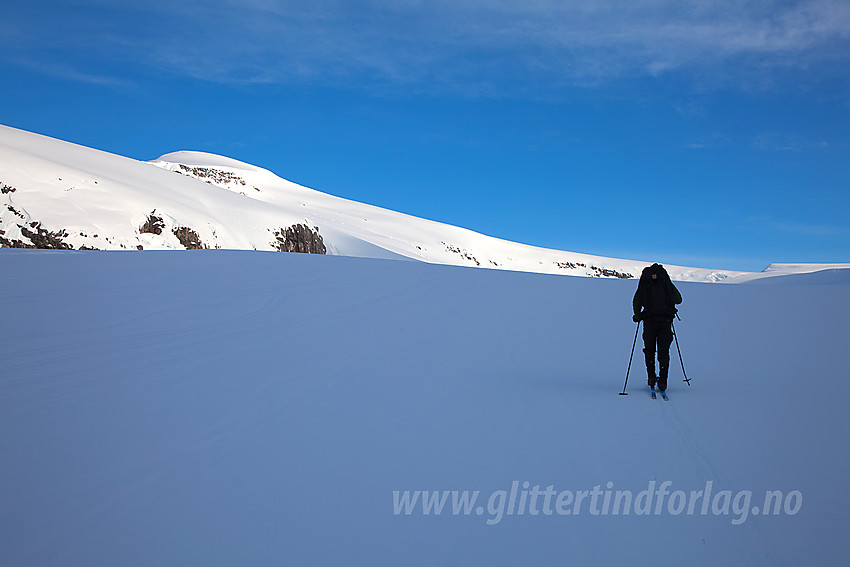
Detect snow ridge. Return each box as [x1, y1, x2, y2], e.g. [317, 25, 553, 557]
[2, 124, 846, 282]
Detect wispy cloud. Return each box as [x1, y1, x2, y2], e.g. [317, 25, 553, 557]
[686, 132, 733, 150]
[743, 214, 849, 238]
[686, 130, 832, 152]
[751, 131, 830, 152]
[6, 0, 850, 93]
[11, 57, 135, 89]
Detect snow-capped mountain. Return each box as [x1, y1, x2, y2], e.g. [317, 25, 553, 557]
[1, 124, 845, 282]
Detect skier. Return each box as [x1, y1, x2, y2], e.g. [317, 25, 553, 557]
[632, 263, 682, 393]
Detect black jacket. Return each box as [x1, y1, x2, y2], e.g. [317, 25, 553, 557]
[633, 264, 682, 321]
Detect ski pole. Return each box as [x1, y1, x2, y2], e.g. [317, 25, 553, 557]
[620, 321, 641, 395]
[672, 321, 691, 386]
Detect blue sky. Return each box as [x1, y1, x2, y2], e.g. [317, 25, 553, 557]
[2, 0, 848, 271]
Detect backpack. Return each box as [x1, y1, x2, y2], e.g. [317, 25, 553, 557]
[638, 264, 676, 320]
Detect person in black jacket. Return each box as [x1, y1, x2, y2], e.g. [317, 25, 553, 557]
[632, 263, 682, 392]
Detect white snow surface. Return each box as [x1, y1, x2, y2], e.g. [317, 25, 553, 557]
[0, 249, 847, 566]
[5, 123, 846, 281]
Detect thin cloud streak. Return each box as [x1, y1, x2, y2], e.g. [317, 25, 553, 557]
[5, 0, 850, 92]
[743, 214, 849, 238]
[11, 57, 136, 89]
[151, 0, 850, 88]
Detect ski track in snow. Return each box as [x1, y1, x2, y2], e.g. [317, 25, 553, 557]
[662, 400, 776, 567]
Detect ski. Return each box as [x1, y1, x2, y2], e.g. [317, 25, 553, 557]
[650, 387, 656, 399]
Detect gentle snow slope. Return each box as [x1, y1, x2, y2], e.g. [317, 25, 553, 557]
[8, 122, 840, 282]
[1, 249, 847, 566]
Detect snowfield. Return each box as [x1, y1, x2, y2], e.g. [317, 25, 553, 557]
[1, 249, 847, 566]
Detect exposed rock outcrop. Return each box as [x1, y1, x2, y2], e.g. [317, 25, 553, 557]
[173, 227, 206, 250]
[442, 242, 480, 266]
[555, 261, 632, 278]
[590, 266, 632, 279]
[177, 165, 247, 187]
[0, 222, 74, 249]
[140, 212, 165, 235]
[271, 224, 326, 254]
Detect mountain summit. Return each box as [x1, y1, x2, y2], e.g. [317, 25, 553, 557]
[2, 124, 844, 282]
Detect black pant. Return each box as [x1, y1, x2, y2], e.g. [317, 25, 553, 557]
[643, 317, 673, 385]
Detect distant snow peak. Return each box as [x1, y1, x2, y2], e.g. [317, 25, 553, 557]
[154, 151, 267, 172]
[4, 123, 845, 282]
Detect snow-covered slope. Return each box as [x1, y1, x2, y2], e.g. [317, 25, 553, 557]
[1, 249, 847, 566]
[8, 123, 844, 282]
